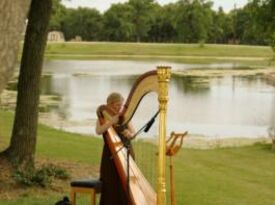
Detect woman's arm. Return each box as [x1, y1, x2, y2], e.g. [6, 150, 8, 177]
[121, 122, 136, 139]
[127, 122, 136, 136]
[95, 115, 119, 135]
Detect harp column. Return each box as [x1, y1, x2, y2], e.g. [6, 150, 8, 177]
[157, 66, 171, 205]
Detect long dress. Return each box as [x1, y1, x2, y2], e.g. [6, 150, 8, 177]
[99, 127, 135, 205]
[99, 135, 129, 205]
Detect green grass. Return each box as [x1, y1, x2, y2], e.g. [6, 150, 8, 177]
[44, 42, 272, 57]
[174, 145, 275, 205]
[41, 42, 275, 64]
[36, 125, 102, 164]
[0, 196, 95, 205]
[0, 110, 102, 165]
[0, 197, 57, 205]
[1, 110, 275, 205]
[17, 41, 275, 66]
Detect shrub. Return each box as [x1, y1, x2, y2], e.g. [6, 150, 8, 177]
[12, 164, 69, 187]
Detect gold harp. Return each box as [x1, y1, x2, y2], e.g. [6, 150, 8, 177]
[97, 66, 171, 205]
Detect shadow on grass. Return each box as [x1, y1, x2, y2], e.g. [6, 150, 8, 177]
[253, 142, 275, 153]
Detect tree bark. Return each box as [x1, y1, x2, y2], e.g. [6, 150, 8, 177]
[3, 0, 52, 168]
[0, 0, 31, 95]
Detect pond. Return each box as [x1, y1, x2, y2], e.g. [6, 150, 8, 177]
[41, 60, 275, 139]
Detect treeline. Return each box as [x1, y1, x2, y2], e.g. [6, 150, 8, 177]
[49, 0, 275, 45]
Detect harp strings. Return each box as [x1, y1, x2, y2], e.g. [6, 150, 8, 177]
[108, 126, 156, 204]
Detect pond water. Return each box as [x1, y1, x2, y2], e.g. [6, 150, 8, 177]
[41, 60, 275, 139]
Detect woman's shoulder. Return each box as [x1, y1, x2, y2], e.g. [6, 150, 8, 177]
[96, 104, 107, 118]
[97, 104, 107, 112]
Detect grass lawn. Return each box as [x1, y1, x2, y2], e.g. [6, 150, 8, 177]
[40, 42, 275, 66]
[1, 110, 275, 205]
[0, 110, 102, 165]
[44, 42, 272, 57]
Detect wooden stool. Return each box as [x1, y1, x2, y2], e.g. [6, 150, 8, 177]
[70, 179, 102, 205]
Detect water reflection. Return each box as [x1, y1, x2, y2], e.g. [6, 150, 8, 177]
[40, 75, 54, 95]
[173, 76, 210, 94]
[270, 94, 275, 129]
[40, 60, 275, 138]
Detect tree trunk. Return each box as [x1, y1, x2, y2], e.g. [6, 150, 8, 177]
[3, 0, 52, 168]
[0, 0, 31, 95]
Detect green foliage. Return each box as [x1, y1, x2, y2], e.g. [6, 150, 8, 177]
[62, 8, 103, 41]
[208, 7, 229, 44]
[13, 168, 51, 187]
[147, 4, 177, 42]
[102, 3, 134, 41]
[12, 164, 69, 187]
[49, 0, 67, 31]
[42, 164, 69, 179]
[128, 0, 156, 42]
[101, 0, 156, 42]
[47, 0, 275, 45]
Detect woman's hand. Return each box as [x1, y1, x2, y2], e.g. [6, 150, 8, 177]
[96, 114, 119, 135]
[110, 115, 119, 125]
[121, 129, 133, 139]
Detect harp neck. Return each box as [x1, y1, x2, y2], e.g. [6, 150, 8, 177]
[119, 70, 159, 127]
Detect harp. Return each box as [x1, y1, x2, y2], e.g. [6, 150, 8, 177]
[97, 66, 171, 205]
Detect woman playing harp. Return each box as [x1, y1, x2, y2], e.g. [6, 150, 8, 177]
[95, 66, 171, 205]
[95, 92, 135, 205]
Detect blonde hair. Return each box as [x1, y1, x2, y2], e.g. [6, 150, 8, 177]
[107, 92, 124, 105]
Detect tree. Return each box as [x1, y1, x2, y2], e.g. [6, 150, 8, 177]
[175, 0, 213, 43]
[251, 0, 275, 55]
[0, 0, 31, 95]
[128, 0, 156, 42]
[1, 0, 53, 168]
[208, 7, 227, 43]
[102, 3, 134, 41]
[62, 7, 102, 41]
[147, 4, 177, 42]
[49, 0, 67, 31]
